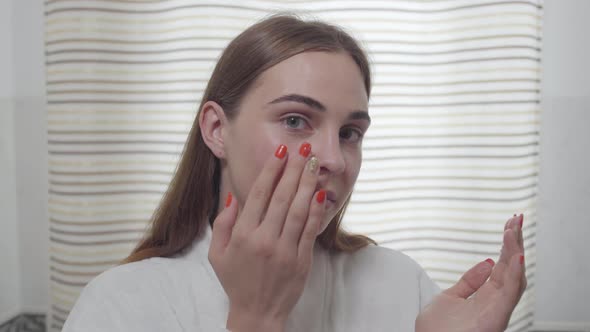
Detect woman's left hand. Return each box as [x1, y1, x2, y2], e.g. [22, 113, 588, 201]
[416, 214, 527, 332]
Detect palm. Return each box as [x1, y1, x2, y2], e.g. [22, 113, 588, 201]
[416, 215, 527, 332]
[418, 283, 513, 332]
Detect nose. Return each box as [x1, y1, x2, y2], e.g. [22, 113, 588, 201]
[312, 130, 346, 175]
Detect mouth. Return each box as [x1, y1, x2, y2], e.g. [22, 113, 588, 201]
[319, 189, 337, 209]
[315, 184, 337, 207]
[324, 190, 337, 204]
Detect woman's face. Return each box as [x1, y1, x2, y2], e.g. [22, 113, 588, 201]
[222, 51, 370, 233]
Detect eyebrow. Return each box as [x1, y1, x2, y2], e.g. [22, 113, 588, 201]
[268, 93, 371, 124]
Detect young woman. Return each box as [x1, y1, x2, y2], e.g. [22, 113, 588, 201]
[62, 14, 526, 332]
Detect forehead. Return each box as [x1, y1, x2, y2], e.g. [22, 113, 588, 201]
[246, 51, 368, 111]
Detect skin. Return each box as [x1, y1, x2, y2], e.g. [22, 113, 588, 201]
[206, 51, 370, 232]
[199, 51, 526, 332]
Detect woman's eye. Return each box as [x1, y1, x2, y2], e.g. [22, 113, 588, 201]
[283, 116, 308, 130]
[340, 127, 363, 143]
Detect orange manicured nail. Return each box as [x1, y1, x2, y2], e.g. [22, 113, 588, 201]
[485, 258, 495, 266]
[299, 142, 311, 157]
[317, 190, 326, 204]
[275, 144, 287, 159]
[225, 192, 232, 207]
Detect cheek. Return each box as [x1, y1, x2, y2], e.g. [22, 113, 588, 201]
[344, 149, 362, 186]
[263, 125, 310, 159]
[230, 126, 284, 203]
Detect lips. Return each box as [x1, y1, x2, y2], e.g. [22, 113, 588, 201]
[315, 183, 337, 205]
[324, 190, 336, 203]
[317, 188, 337, 205]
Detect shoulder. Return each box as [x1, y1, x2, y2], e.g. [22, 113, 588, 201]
[84, 238, 209, 295]
[62, 257, 185, 331]
[84, 257, 171, 294]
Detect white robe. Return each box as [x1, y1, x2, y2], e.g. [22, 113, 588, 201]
[62, 225, 441, 331]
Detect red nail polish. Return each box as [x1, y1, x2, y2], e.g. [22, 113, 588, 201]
[317, 190, 326, 204]
[299, 142, 311, 157]
[225, 192, 232, 207]
[519, 214, 524, 228]
[485, 258, 495, 266]
[519, 255, 524, 265]
[275, 144, 287, 159]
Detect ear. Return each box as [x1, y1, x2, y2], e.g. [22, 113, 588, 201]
[199, 101, 228, 159]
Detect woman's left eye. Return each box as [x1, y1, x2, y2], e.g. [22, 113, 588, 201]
[340, 127, 363, 143]
[283, 115, 309, 130]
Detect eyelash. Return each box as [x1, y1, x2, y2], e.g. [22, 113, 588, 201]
[283, 115, 310, 131]
[281, 114, 365, 144]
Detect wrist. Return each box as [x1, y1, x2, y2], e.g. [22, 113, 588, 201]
[226, 307, 286, 332]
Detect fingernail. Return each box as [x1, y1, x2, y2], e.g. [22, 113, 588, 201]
[519, 255, 524, 265]
[317, 190, 326, 204]
[299, 142, 311, 157]
[306, 156, 319, 174]
[275, 144, 287, 159]
[519, 214, 524, 228]
[225, 192, 232, 207]
[485, 258, 495, 266]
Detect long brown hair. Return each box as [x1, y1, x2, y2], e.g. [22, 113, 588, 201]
[124, 14, 376, 264]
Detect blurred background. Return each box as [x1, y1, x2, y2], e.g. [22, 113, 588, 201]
[0, 0, 588, 331]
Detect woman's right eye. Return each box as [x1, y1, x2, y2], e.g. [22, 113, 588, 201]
[283, 115, 309, 130]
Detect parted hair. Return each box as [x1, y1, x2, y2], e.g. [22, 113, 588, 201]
[123, 14, 376, 264]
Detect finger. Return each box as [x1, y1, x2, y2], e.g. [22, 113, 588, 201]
[444, 259, 495, 299]
[210, 192, 239, 257]
[504, 214, 517, 231]
[280, 155, 319, 246]
[261, 142, 311, 238]
[518, 214, 526, 295]
[519, 214, 527, 295]
[505, 252, 525, 305]
[498, 217, 520, 267]
[488, 258, 507, 289]
[517, 213, 524, 249]
[297, 189, 325, 263]
[239, 144, 288, 230]
[489, 228, 520, 288]
[511, 214, 523, 248]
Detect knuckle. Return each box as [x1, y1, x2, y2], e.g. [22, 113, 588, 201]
[489, 275, 504, 289]
[233, 228, 248, 243]
[250, 185, 268, 201]
[273, 191, 292, 207]
[253, 237, 275, 257]
[288, 209, 308, 223]
[295, 261, 309, 277]
[274, 249, 296, 268]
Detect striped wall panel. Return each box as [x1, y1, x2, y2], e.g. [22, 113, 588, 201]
[45, 1, 542, 331]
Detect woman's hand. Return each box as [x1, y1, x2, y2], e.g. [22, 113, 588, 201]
[416, 214, 527, 332]
[208, 143, 326, 332]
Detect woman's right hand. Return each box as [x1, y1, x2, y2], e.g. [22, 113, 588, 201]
[208, 143, 326, 332]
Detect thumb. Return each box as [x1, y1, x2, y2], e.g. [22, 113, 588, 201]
[444, 259, 495, 299]
[210, 192, 238, 255]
